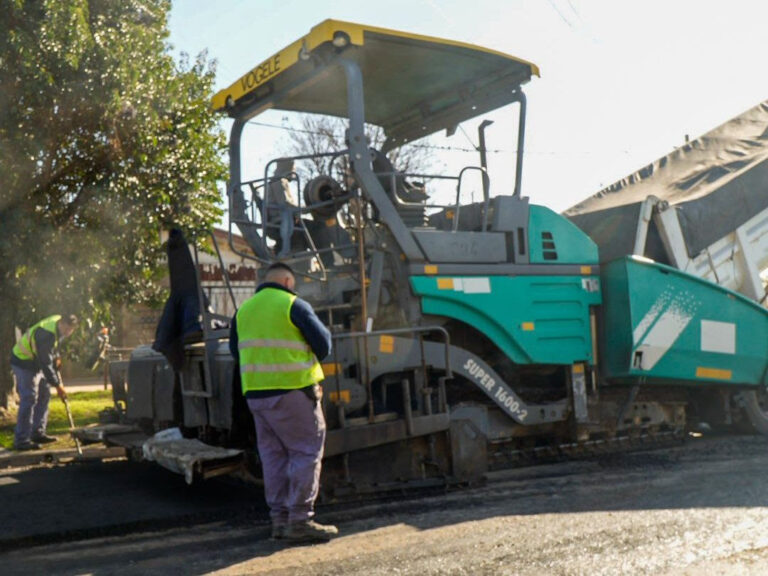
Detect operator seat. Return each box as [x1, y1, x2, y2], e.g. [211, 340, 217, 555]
[371, 149, 428, 227]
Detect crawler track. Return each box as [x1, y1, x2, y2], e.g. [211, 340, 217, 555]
[490, 429, 686, 469]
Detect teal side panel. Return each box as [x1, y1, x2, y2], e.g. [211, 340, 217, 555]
[598, 260, 633, 380]
[601, 257, 768, 387]
[528, 205, 599, 264]
[411, 275, 602, 365]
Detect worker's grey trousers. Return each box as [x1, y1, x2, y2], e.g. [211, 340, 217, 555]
[247, 390, 325, 526]
[12, 365, 50, 446]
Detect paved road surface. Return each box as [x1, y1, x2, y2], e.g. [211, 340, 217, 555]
[3, 435, 768, 575]
[0, 459, 264, 549]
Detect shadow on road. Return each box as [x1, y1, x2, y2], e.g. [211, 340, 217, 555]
[2, 434, 768, 575]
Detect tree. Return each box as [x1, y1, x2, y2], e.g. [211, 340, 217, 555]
[0, 0, 227, 407]
[280, 114, 434, 184]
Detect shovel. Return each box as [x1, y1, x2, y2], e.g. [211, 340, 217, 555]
[62, 397, 83, 456]
[57, 371, 83, 456]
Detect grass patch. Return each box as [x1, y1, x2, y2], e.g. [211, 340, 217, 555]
[0, 390, 114, 451]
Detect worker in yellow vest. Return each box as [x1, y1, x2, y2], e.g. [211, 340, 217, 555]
[11, 314, 78, 451]
[229, 263, 338, 543]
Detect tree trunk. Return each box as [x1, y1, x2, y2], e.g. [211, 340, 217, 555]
[0, 306, 15, 409]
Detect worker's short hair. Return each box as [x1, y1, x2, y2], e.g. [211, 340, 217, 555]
[61, 314, 79, 327]
[266, 262, 295, 277]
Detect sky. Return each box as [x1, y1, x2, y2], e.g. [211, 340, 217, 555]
[169, 0, 768, 213]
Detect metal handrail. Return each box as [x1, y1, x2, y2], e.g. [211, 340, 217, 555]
[209, 229, 238, 314]
[263, 152, 349, 266]
[455, 166, 490, 232]
[330, 325, 453, 425]
[331, 325, 453, 379]
[372, 165, 491, 231]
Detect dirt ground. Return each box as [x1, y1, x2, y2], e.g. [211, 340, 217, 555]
[3, 435, 768, 575]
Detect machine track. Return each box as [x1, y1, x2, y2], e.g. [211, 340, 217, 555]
[489, 428, 686, 470]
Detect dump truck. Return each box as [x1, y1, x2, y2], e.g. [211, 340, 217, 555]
[79, 20, 768, 496]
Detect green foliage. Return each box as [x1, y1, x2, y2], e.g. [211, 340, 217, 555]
[0, 1, 226, 360]
[0, 389, 113, 450]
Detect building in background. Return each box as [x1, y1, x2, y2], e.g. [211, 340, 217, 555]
[199, 228, 261, 319]
[115, 229, 260, 349]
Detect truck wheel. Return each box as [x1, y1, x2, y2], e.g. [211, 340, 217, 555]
[741, 390, 768, 436]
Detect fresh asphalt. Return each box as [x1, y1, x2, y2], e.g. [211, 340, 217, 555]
[0, 379, 268, 551]
[0, 458, 267, 551]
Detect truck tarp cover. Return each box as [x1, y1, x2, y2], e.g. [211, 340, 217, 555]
[564, 100, 768, 263]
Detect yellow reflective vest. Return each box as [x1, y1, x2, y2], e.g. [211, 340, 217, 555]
[236, 288, 324, 393]
[12, 315, 60, 361]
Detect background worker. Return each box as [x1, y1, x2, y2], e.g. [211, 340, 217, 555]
[229, 262, 338, 543]
[11, 314, 78, 451]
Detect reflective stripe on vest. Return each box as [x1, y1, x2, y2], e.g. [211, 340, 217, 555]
[241, 360, 318, 373]
[13, 315, 60, 361]
[236, 288, 324, 393]
[238, 338, 311, 353]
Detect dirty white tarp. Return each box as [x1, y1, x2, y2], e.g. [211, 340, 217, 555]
[142, 428, 243, 484]
[565, 100, 768, 263]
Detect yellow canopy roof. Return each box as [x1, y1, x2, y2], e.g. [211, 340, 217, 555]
[212, 19, 539, 146]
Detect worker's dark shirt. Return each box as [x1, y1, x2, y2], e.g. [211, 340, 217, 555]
[10, 328, 61, 387]
[229, 282, 331, 399]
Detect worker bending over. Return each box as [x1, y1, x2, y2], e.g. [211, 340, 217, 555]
[229, 263, 338, 543]
[11, 314, 78, 451]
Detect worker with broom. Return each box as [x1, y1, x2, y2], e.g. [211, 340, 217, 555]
[10, 314, 78, 451]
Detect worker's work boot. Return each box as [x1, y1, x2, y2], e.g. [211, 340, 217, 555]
[270, 523, 287, 540]
[32, 434, 57, 444]
[285, 520, 338, 543]
[14, 440, 40, 451]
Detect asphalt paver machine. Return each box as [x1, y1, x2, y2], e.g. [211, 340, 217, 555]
[84, 21, 768, 495]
